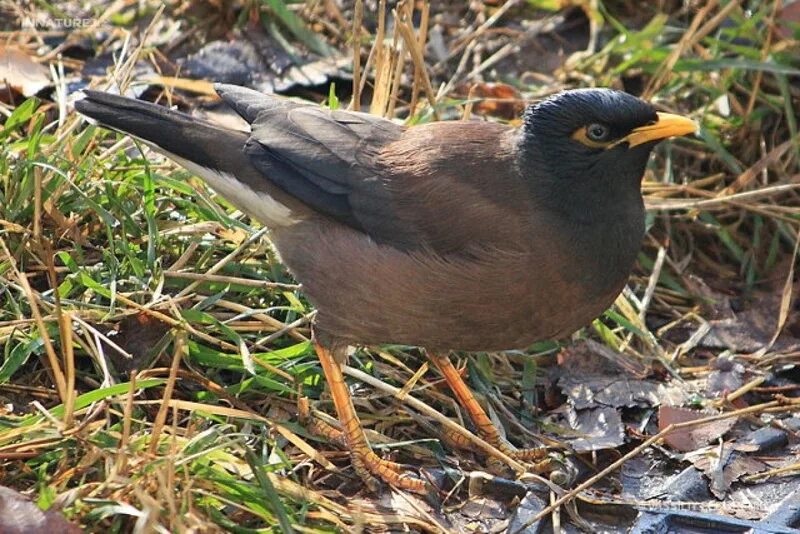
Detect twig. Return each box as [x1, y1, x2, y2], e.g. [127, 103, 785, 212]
[745, 0, 781, 120]
[396, 18, 440, 120]
[436, 0, 521, 67]
[115, 371, 137, 474]
[408, 1, 430, 117]
[174, 227, 270, 299]
[645, 181, 800, 211]
[350, 0, 363, 111]
[644, 0, 720, 98]
[639, 246, 666, 321]
[148, 332, 185, 455]
[59, 311, 76, 428]
[0, 237, 67, 401]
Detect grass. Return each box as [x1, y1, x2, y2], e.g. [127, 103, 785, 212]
[0, 0, 799, 532]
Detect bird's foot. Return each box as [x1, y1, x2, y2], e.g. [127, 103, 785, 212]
[298, 397, 430, 494]
[492, 441, 576, 485]
[512, 449, 577, 486]
[441, 424, 574, 485]
[297, 396, 346, 447]
[349, 444, 429, 494]
[427, 352, 576, 485]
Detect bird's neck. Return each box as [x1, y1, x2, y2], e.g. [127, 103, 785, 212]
[523, 166, 646, 300]
[546, 194, 645, 301]
[517, 133, 648, 232]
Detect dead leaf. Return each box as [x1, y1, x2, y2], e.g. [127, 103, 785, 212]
[104, 313, 171, 374]
[642, 464, 712, 501]
[706, 356, 746, 396]
[566, 406, 625, 452]
[733, 426, 788, 453]
[0, 46, 51, 97]
[507, 492, 547, 534]
[179, 40, 262, 87]
[765, 228, 800, 352]
[558, 339, 649, 377]
[778, 0, 800, 39]
[659, 406, 738, 452]
[214, 225, 250, 244]
[561, 375, 685, 410]
[692, 449, 769, 499]
[557, 341, 686, 410]
[699, 286, 800, 354]
[457, 82, 525, 120]
[176, 28, 348, 95]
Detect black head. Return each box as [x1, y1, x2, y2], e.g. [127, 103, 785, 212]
[519, 88, 695, 218]
[516, 89, 695, 299]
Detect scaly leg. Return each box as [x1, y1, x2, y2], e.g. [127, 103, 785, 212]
[314, 340, 428, 493]
[427, 351, 553, 469]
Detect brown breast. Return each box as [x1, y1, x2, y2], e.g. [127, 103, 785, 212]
[271, 214, 635, 351]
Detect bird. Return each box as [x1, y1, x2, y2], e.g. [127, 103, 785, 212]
[75, 85, 696, 494]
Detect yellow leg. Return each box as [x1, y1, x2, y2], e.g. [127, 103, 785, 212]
[428, 352, 549, 465]
[314, 341, 427, 493]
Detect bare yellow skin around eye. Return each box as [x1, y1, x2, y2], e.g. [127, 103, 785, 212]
[570, 126, 612, 149]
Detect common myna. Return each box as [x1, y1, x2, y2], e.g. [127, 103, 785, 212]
[75, 85, 696, 493]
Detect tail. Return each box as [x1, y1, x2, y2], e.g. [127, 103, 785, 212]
[75, 90, 248, 172]
[75, 89, 299, 226]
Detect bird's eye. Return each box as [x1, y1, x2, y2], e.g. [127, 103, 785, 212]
[586, 123, 610, 142]
[571, 123, 613, 148]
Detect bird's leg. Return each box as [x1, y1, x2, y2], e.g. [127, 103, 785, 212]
[313, 340, 428, 493]
[297, 396, 346, 447]
[427, 351, 552, 468]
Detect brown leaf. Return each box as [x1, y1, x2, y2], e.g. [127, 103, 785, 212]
[104, 313, 171, 374]
[700, 290, 800, 353]
[0, 46, 50, 97]
[706, 356, 746, 396]
[459, 82, 525, 120]
[778, 0, 800, 39]
[659, 406, 738, 452]
[692, 449, 768, 499]
[557, 341, 686, 410]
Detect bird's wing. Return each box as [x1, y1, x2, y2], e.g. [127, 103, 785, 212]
[217, 85, 530, 253]
[243, 103, 406, 238]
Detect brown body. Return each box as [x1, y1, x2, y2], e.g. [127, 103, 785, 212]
[273, 121, 643, 351]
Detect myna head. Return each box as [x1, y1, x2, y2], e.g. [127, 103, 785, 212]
[520, 89, 696, 206]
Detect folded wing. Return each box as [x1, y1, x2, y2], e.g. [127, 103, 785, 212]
[217, 84, 531, 253]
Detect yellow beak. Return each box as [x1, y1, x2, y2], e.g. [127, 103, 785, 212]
[624, 112, 697, 148]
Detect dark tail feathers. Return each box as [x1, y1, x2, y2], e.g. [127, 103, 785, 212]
[75, 90, 247, 171]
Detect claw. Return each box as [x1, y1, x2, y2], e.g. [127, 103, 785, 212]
[313, 340, 430, 494]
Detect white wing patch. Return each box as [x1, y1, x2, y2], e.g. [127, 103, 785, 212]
[116, 131, 297, 227]
[167, 153, 296, 227]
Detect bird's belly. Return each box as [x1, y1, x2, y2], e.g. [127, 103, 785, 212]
[272, 220, 628, 351]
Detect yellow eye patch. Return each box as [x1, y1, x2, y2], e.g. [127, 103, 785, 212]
[571, 113, 698, 150]
[571, 126, 613, 149]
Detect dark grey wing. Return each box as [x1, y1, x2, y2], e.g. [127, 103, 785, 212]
[235, 98, 418, 246]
